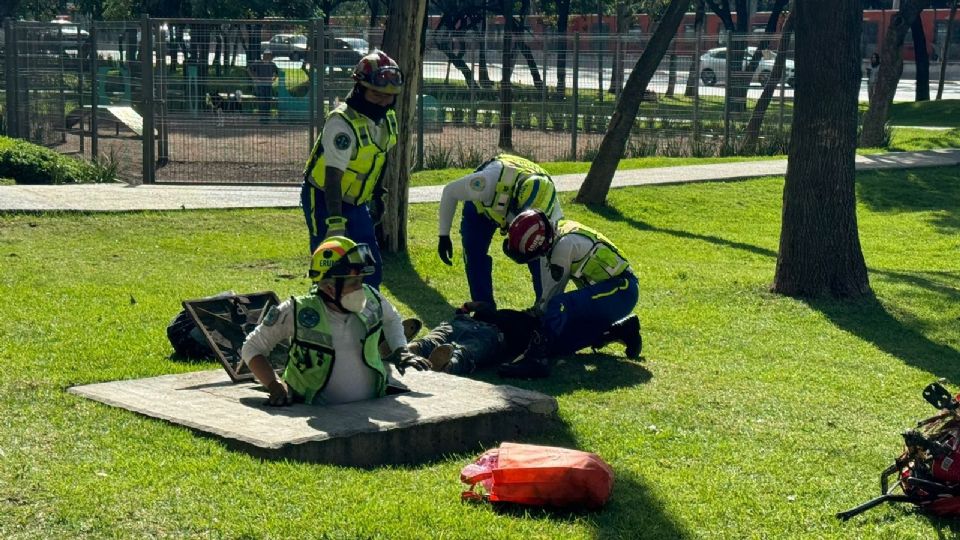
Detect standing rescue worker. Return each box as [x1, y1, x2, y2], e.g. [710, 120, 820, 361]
[436, 154, 562, 306]
[301, 50, 403, 288]
[498, 210, 642, 379]
[241, 236, 430, 406]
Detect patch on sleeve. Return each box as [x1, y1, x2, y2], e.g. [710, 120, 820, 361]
[469, 175, 486, 192]
[262, 305, 280, 326]
[334, 132, 351, 151]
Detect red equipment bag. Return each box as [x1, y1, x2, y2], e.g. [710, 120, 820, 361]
[460, 443, 614, 510]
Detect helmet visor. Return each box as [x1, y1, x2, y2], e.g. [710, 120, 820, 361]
[371, 66, 404, 88]
[309, 243, 377, 280]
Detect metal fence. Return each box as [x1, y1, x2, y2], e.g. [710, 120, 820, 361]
[2, 17, 801, 184]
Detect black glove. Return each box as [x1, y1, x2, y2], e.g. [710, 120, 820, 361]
[393, 348, 432, 376]
[437, 235, 454, 266]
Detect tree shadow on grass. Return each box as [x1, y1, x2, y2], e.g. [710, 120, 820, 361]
[584, 203, 960, 380]
[856, 167, 960, 233]
[380, 250, 456, 327]
[805, 294, 960, 382]
[468, 352, 653, 397]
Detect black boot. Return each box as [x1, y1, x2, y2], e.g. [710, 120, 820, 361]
[498, 329, 551, 379]
[591, 315, 642, 359]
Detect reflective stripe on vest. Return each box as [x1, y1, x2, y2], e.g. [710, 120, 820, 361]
[304, 104, 398, 205]
[283, 286, 387, 404]
[476, 154, 552, 228]
[556, 220, 631, 287]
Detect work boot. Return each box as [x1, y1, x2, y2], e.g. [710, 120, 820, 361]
[498, 330, 551, 379]
[428, 344, 454, 372]
[592, 314, 642, 359]
[379, 318, 423, 358]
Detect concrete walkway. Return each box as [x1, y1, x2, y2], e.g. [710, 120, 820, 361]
[1, 149, 958, 212]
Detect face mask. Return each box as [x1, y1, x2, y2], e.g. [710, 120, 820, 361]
[339, 289, 367, 313]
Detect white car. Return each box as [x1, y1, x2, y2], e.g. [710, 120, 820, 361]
[699, 46, 795, 88]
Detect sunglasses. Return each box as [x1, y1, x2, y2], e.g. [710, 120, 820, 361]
[371, 66, 403, 88]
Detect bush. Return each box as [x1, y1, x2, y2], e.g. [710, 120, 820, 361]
[0, 136, 113, 184]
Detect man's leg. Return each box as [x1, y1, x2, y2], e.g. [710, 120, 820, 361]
[408, 321, 454, 360]
[343, 203, 383, 288]
[460, 202, 498, 305]
[541, 274, 639, 356]
[301, 183, 328, 254]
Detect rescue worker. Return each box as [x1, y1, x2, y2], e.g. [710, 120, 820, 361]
[436, 154, 563, 306]
[301, 50, 403, 288]
[498, 210, 642, 379]
[241, 236, 430, 406]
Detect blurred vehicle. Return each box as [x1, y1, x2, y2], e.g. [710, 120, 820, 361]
[699, 46, 795, 88]
[262, 33, 308, 61]
[36, 19, 90, 56]
[326, 37, 369, 71]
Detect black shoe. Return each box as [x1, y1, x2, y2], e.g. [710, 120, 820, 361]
[592, 315, 642, 359]
[498, 354, 550, 378]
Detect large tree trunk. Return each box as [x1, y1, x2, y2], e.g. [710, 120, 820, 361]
[912, 15, 930, 101]
[937, 0, 958, 100]
[574, 0, 689, 205]
[772, 0, 869, 299]
[860, 0, 929, 147]
[378, 0, 427, 253]
[742, 8, 795, 152]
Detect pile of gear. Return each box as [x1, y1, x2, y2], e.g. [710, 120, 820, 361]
[838, 381, 960, 520]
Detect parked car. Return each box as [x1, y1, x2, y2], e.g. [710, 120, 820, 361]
[326, 37, 369, 71]
[262, 33, 308, 61]
[699, 46, 795, 88]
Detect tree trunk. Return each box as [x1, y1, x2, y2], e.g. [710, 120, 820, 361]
[555, 0, 570, 98]
[666, 52, 678, 96]
[377, 0, 428, 253]
[860, 0, 929, 147]
[685, 0, 706, 97]
[742, 8, 795, 152]
[515, 40, 544, 92]
[772, 0, 869, 299]
[912, 15, 930, 100]
[498, 0, 516, 151]
[574, 0, 689, 205]
[937, 0, 958, 100]
[478, 15, 493, 88]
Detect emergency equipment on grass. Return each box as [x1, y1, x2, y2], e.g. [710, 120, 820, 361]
[837, 382, 960, 520]
[461, 442, 614, 510]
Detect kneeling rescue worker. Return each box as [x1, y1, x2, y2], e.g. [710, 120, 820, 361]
[498, 210, 642, 378]
[241, 236, 430, 406]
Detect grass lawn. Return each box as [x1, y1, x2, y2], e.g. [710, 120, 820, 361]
[1, 167, 958, 538]
[888, 99, 960, 128]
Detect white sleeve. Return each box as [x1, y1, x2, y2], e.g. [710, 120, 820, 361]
[319, 115, 356, 172]
[241, 299, 295, 365]
[377, 292, 408, 352]
[537, 237, 577, 309]
[439, 174, 485, 236]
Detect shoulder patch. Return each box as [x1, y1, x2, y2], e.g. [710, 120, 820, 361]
[469, 175, 486, 192]
[298, 307, 321, 328]
[334, 132, 351, 151]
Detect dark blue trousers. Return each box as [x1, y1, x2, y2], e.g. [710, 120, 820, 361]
[460, 202, 542, 305]
[542, 272, 639, 356]
[301, 183, 383, 289]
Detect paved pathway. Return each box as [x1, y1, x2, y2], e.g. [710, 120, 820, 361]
[1, 149, 958, 212]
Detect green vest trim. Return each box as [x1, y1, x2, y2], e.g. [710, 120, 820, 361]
[304, 103, 398, 205]
[282, 286, 387, 405]
[555, 220, 631, 287]
[475, 153, 552, 228]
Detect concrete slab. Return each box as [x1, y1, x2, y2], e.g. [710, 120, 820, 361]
[68, 368, 558, 467]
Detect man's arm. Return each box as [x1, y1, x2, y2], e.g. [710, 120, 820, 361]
[241, 302, 295, 405]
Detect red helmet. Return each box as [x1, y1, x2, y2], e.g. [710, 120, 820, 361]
[352, 50, 404, 95]
[503, 210, 554, 264]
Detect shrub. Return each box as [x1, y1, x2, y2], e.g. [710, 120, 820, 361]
[0, 136, 114, 184]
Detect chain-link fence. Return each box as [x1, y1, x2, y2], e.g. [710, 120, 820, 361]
[2, 17, 803, 184]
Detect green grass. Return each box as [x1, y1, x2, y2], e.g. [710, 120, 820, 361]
[888, 99, 960, 128]
[1, 167, 958, 538]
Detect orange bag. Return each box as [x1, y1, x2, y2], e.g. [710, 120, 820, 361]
[460, 443, 614, 510]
